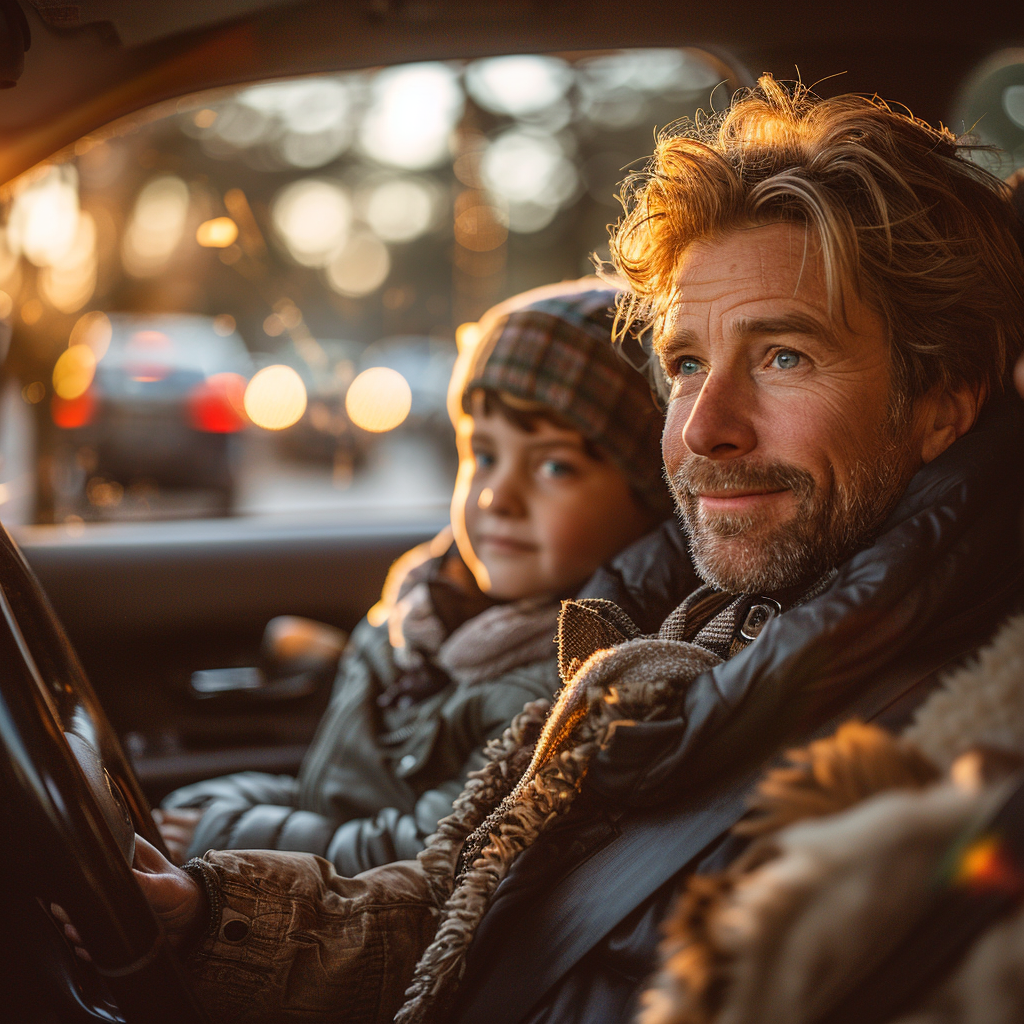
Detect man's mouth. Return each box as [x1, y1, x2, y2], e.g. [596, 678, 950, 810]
[696, 488, 791, 513]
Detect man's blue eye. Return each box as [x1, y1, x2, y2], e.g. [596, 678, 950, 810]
[773, 350, 801, 370]
[678, 359, 702, 377]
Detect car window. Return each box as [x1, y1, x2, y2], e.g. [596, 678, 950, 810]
[0, 50, 729, 529]
[954, 49, 1024, 177]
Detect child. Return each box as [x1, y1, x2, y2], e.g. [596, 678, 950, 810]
[156, 280, 672, 871]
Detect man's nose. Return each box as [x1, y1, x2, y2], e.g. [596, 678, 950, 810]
[681, 373, 757, 459]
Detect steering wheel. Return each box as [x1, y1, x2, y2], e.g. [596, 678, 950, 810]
[0, 521, 207, 1022]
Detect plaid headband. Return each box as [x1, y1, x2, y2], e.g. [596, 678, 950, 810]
[456, 287, 672, 516]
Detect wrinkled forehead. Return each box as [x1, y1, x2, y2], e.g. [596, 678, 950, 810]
[654, 223, 855, 350]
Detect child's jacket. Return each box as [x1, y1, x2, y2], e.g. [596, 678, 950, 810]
[163, 531, 561, 874]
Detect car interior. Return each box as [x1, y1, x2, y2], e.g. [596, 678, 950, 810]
[0, 0, 1021, 1020]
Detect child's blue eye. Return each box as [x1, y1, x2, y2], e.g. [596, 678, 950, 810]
[474, 451, 495, 470]
[772, 350, 801, 370]
[540, 459, 574, 479]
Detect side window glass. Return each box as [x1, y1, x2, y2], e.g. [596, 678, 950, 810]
[954, 49, 1024, 177]
[0, 50, 731, 528]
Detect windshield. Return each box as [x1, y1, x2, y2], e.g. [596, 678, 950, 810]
[0, 49, 728, 528]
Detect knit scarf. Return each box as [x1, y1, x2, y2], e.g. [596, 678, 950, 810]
[391, 580, 561, 689]
[378, 531, 561, 708]
[395, 583, 793, 1024]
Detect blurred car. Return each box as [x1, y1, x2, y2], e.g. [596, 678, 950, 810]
[359, 335, 457, 448]
[271, 338, 369, 467]
[51, 314, 252, 515]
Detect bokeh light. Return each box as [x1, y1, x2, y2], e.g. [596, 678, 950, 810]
[243, 364, 308, 430]
[272, 179, 351, 266]
[363, 178, 437, 242]
[38, 209, 97, 313]
[359, 63, 463, 170]
[345, 366, 412, 432]
[481, 130, 578, 232]
[325, 231, 390, 296]
[454, 201, 508, 251]
[212, 313, 237, 336]
[196, 217, 239, 247]
[52, 344, 97, 399]
[465, 55, 573, 117]
[8, 165, 81, 267]
[69, 310, 112, 359]
[123, 175, 190, 276]
[455, 321, 482, 353]
[241, 79, 354, 169]
[188, 372, 249, 433]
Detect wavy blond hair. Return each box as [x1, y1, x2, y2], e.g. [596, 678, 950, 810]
[609, 75, 1024, 400]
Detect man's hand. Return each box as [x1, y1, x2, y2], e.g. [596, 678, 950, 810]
[52, 835, 207, 959]
[132, 835, 206, 946]
[153, 807, 203, 866]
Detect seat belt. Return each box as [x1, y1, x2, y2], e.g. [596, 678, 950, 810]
[452, 638, 984, 1024]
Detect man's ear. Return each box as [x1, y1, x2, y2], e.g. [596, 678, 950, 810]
[918, 383, 985, 464]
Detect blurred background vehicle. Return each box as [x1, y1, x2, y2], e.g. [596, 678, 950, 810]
[272, 337, 365, 470]
[50, 313, 252, 518]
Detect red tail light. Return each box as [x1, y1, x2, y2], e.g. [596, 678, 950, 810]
[52, 390, 97, 429]
[187, 372, 248, 433]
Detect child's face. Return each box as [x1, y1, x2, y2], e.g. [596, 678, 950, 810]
[451, 395, 659, 601]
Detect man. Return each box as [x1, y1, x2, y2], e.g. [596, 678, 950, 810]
[85, 77, 1024, 1023]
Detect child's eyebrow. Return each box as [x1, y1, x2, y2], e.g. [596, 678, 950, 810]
[521, 437, 588, 453]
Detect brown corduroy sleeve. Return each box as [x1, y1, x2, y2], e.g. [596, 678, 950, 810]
[186, 850, 438, 1023]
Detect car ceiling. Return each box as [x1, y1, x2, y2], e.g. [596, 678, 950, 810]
[0, 0, 1018, 188]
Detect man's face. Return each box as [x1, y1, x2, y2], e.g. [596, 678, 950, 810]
[660, 223, 920, 595]
[451, 394, 655, 601]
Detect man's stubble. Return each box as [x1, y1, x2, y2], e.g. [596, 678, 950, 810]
[668, 413, 915, 595]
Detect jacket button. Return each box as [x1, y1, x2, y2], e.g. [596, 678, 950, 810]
[399, 754, 417, 772]
[222, 919, 250, 942]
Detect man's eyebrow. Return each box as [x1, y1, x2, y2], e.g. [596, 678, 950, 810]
[655, 326, 699, 354]
[733, 313, 839, 348]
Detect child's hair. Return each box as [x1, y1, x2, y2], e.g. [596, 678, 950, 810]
[449, 279, 673, 517]
[468, 388, 605, 462]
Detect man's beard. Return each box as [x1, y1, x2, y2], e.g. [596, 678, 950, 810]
[668, 419, 914, 595]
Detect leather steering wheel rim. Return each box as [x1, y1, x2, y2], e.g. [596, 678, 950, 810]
[0, 522, 207, 1022]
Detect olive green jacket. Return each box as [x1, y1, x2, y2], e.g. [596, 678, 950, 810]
[164, 615, 559, 874]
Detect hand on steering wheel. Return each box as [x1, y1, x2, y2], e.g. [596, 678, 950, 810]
[53, 836, 206, 959]
[0, 522, 208, 1021]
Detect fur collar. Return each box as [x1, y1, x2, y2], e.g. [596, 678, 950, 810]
[640, 613, 1024, 1024]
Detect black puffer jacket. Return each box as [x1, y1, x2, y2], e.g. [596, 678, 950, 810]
[448, 395, 1024, 1024]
